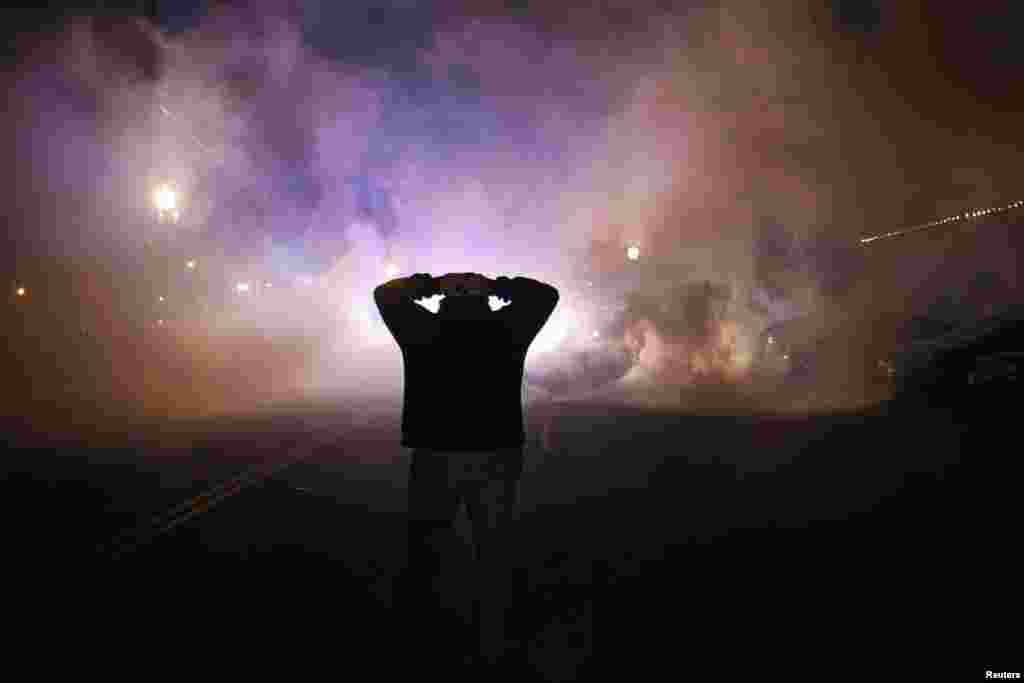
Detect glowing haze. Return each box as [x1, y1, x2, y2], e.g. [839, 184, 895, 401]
[5, 2, 1020, 420]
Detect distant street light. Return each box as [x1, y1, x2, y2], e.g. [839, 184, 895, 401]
[153, 184, 181, 223]
[626, 246, 640, 261]
[16, 286, 26, 297]
[154, 184, 177, 211]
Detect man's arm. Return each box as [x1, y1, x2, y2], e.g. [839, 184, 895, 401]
[374, 273, 440, 345]
[374, 273, 439, 303]
[492, 276, 560, 346]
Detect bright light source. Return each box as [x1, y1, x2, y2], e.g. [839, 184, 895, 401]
[767, 336, 774, 345]
[157, 319, 165, 326]
[16, 287, 25, 296]
[626, 246, 640, 261]
[783, 354, 789, 360]
[153, 184, 182, 224]
[592, 331, 600, 338]
[154, 185, 178, 212]
[159, 296, 165, 302]
[186, 260, 196, 269]
[236, 281, 250, 293]
[264, 281, 273, 288]
[385, 263, 399, 278]
[531, 307, 572, 354]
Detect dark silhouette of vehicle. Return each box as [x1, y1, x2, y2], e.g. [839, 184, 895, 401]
[889, 304, 1024, 403]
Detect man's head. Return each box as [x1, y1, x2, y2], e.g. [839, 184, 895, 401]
[438, 293, 491, 319]
[436, 273, 493, 319]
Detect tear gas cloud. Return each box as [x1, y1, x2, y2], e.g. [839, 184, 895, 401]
[5, 2, 1020, 420]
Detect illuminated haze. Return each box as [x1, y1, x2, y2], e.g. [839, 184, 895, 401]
[5, 1, 1020, 420]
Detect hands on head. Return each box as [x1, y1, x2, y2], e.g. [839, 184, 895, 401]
[435, 272, 495, 297]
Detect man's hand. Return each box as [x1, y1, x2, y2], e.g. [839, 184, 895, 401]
[436, 273, 494, 297]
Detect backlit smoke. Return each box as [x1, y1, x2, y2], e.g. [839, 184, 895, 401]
[5, 2, 1020, 421]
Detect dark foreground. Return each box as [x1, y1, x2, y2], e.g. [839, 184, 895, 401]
[1, 389, 1012, 679]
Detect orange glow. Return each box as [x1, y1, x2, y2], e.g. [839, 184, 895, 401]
[625, 317, 752, 384]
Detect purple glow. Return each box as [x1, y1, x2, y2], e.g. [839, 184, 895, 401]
[8, 6, 1018, 420]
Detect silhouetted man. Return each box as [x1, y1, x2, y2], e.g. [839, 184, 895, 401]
[374, 271, 558, 667]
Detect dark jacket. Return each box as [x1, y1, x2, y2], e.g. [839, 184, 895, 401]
[374, 276, 559, 451]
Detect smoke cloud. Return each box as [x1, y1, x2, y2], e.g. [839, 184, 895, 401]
[5, 2, 1020, 422]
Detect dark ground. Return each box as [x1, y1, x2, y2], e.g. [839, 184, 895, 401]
[0, 386, 1013, 679]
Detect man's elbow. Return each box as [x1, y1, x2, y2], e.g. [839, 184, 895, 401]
[374, 285, 402, 308]
[545, 287, 560, 311]
[518, 284, 558, 312]
[524, 279, 558, 304]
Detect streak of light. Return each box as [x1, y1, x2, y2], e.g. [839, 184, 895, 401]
[860, 198, 1023, 245]
[99, 442, 320, 559]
